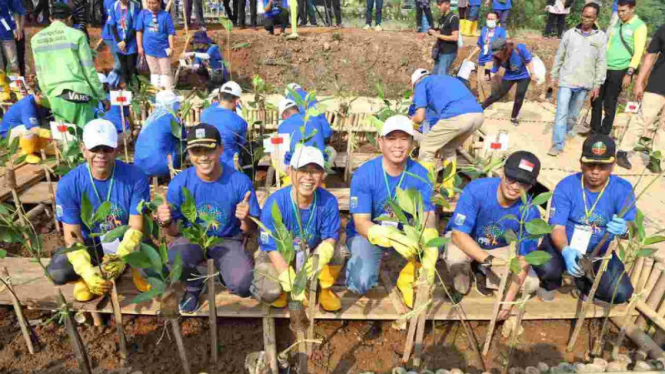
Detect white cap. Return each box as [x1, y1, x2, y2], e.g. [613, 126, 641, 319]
[220, 81, 242, 97]
[155, 90, 181, 106]
[83, 119, 118, 149]
[278, 98, 298, 117]
[381, 115, 418, 138]
[290, 145, 325, 169]
[411, 68, 430, 85]
[285, 83, 301, 96]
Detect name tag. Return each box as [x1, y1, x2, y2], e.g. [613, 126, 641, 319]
[101, 233, 121, 255]
[295, 247, 305, 273]
[483, 44, 489, 56]
[570, 225, 592, 255]
[380, 220, 399, 228]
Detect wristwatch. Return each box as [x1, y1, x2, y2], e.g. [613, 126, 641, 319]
[481, 255, 494, 268]
[627, 68, 635, 76]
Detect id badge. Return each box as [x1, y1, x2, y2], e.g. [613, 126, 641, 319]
[380, 220, 399, 228]
[570, 225, 592, 255]
[295, 248, 305, 273]
[100, 233, 121, 255]
[483, 44, 489, 56]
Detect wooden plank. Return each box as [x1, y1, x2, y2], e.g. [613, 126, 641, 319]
[16, 182, 57, 204]
[0, 164, 46, 202]
[0, 257, 638, 321]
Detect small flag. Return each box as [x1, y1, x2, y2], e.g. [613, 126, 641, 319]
[518, 159, 535, 172]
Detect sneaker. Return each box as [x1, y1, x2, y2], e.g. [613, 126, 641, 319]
[510, 118, 519, 126]
[363, 24, 371, 30]
[179, 289, 203, 314]
[647, 156, 662, 174]
[547, 146, 562, 157]
[374, 25, 383, 31]
[473, 267, 494, 297]
[450, 264, 470, 295]
[538, 287, 556, 302]
[616, 151, 632, 170]
[575, 123, 591, 136]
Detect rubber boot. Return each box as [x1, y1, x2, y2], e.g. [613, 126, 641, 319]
[417, 160, 437, 184]
[287, 0, 298, 39]
[396, 259, 421, 308]
[19, 134, 41, 164]
[441, 157, 457, 199]
[150, 74, 161, 88]
[471, 20, 480, 36]
[272, 292, 288, 308]
[73, 279, 94, 302]
[132, 267, 151, 292]
[280, 172, 292, 186]
[0, 71, 10, 102]
[461, 19, 470, 36]
[161, 74, 173, 90]
[318, 265, 342, 312]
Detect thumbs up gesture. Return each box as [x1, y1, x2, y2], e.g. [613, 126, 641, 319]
[157, 194, 173, 227]
[235, 191, 252, 221]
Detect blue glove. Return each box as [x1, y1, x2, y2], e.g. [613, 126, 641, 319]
[562, 246, 583, 278]
[607, 214, 628, 236]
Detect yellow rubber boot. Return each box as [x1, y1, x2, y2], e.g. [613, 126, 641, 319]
[73, 279, 94, 302]
[417, 160, 437, 184]
[0, 71, 9, 102]
[132, 267, 151, 292]
[287, 0, 298, 39]
[272, 292, 288, 308]
[19, 134, 42, 164]
[471, 20, 480, 36]
[396, 259, 421, 308]
[318, 265, 342, 312]
[461, 19, 470, 36]
[280, 172, 292, 187]
[441, 158, 457, 199]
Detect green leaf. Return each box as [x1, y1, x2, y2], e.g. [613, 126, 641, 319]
[8, 136, 19, 155]
[643, 235, 665, 245]
[0, 248, 6, 258]
[500, 214, 519, 223]
[181, 187, 198, 223]
[123, 251, 152, 269]
[93, 201, 112, 227]
[637, 248, 656, 258]
[384, 200, 409, 225]
[530, 192, 553, 207]
[80, 194, 94, 229]
[170, 118, 182, 140]
[292, 267, 308, 296]
[425, 237, 449, 248]
[0, 227, 24, 243]
[618, 242, 626, 261]
[143, 215, 154, 240]
[509, 257, 522, 275]
[503, 229, 518, 243]
[635, 209, 645, 241]
[102, 225, 128, 243]
[219, 16, 233, 32]
[140, 243, 164, 271]
[130, 286, 162, 304]
[170, 251, 183, 286]
[523, 250, 552, 266]
[525, 219, 553, 236]
[403, 225, 420, 242]
[520, 192, 528, 206]
[395, 188, 416, 216]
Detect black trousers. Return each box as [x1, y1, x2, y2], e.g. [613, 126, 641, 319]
[531, 235, 634, 304]
[236, 0, 258, 27]
[591, 68, 628, 135]
[117, 53, 138, 87]
[264, 11, 288, 34]
[32, 0, 50, 23]
[458, 6, 467, 19]
[223, 0, 236, 23]
[416, 6, 433, 29]
[544, 13, 566, 38]
[482, 78, 531, 119]
[326, 0, 342, 25]
[16, 32, 26, 77]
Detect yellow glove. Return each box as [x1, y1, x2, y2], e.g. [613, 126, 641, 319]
[421, 228, 439, 248]
[419, 228, 441, 285]
[102, 228, 142, 279]
[66, 248, 111, 295]
[304, 241, 335, 276]
[116, 228, 143, 257]
[278, 267, 297, 293]
[367, 224, 394, 248]
[368, 225, 420, 258]
[101, 254, 125, 279]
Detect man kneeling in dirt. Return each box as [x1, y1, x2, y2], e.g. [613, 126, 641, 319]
[532, 134, 636, 304]
[444, 151, 542, 319]
[252, 146, 345, 312]
[345, 115, 439, 308]
[157, 124, 261, 313]
[48, 119, 150, 302]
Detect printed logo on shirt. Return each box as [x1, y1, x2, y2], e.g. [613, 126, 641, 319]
[260, 231, 269, 244]
[197, 202, 229, 232]
[350, 196, 358, 209]
[196, 129, 205, 139]
[56, 204, 63, 218]
[549, 206, 556, 218]
[592, 142, 607, 156]
[98, 203, 126, 233]
[454, 213, 466, 226]
[29, 117, 38, 126]
[518, 159, 535, 172]
[479, 224, 504, 247]
[579, 213, 607, 234]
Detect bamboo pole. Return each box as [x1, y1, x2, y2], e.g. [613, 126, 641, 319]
[637, 258, 655, 294]
[2, 268, 35, 354]
[110, 280, 128, 363]
[610, 318, 665, 360]
[631, 257, 646, 286]
[119, 105, 130, 163]
[40, 150, 60, 234]
[5, 164, 26, 226]
[412, 279, 431, 368]
[638, 263, 665, 328]
[483, 244, 514, 356]
[262, 304, 278, 374]
[56, 289, 92, 374]
[306, 254, 319, 355]
[207, 259, 218, 363]
[170, 318, 192, 374]
[636, 301, 665, 332]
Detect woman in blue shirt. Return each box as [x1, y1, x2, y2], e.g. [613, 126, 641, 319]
[481, 38, 538, 126]
[136, 0, 176, 89]
[108, 0, 140, 87]
[182, 31, 230, 90]
[465, 11, 506, 101]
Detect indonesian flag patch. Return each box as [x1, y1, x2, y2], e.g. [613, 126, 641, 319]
[518, 159, 535, 172]
[592, 141, 607, 156]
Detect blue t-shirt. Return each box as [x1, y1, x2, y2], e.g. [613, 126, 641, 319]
[469, 0, 482, 6]
[200, 105, 248, 167]
[259, 186, 340, 253]
[492, 43, 532, 81]
[413, 75, 483, 121]
[446, 178, 541, 255]
[194, 45, 224, 70]
[101, 0, 116, 40]
[167, 166, 261, 238]
[278, 112, 327, 157]
[135, 111, 184, 177]
[477, 26, 507, 65]
[613, 0, 618, 12]
[0, 0, 24, 41]
[55, 161, 150, 240]
[407, 103, 439, 134]
[347, 156, 434, 238]
[492, 0, 511, 10]
[262, 0, 286, 17]
[0, 95, 40, 138]
[549, 173, 637, 255]
[107, 0, 140, 55]
[287, 88, 333, 141]
[101, 94, 130, 133]
[135, 9, 176, 58]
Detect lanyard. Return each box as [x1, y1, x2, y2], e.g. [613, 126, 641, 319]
[290, 187, 317, 241]
[581, 176, 609, 221]
[87, 163, 116, 204]
[119, 4, 129, 31]
[382, 162, 408, 201]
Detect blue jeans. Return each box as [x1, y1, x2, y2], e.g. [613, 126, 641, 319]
[346, 235, 383, 294]
[365, 0, 383, 26]
[467, 5, 480, 21]
[103, 39, 121, 74]
[495, 9, 510, 27]
[552, 87, 589, 150]
[434, 52, 457, 76]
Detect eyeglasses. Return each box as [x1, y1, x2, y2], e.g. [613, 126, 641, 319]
[505, 176, 531, 189]
[89, 146, 115, 154]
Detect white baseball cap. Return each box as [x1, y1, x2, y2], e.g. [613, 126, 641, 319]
[381, 115, 418, 138]
[83, 119, 118, 149]
[220, 81, 242, 97]
[285, 83, 301, 96]
[155, 90, 181, 105]
[411, 68, 430, 86]
[278, 98, 299, 117]
[290, 145, 325, 169]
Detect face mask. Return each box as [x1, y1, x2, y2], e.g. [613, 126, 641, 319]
[487, 20, 497, 28]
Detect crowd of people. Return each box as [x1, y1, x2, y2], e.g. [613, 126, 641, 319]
[0, 0, 663, 321]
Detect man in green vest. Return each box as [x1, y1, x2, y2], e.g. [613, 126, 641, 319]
[589, 0, 646, 138]
[31, 3, 107, 129]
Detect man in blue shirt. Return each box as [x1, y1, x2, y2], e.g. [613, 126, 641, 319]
[445, 151, 542, 318]
[252, 146, 344, 311]
[485, 0, 511, 28]
[410, 68, 484, 197]
[135, 90, 184, 177]
[0, 0, 24, 74]
[285, 83, 334, 143]
[47, 119, 150, 302]
[533, 134, 636, 304]
[157, 123, 261, 313]
[200, 81, 247, 171]
[182, 31, 229, 89]
[0, 92, 53, 164]
[102, 0, 121, 75]
[346, 115, 440, 308]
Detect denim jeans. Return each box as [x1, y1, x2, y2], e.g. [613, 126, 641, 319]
[434, 52, 457, 76]
[365, 0, 383, 26]
[467, 5, 480, 21]
[345, 235, 383, 294]
[552, 87, 588, 150]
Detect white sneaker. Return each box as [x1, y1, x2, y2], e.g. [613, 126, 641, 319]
[538, 287, 556, 302]
[374, 25, 382, 31]
[363, 24, 371, 30]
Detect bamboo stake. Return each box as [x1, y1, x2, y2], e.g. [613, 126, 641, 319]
[306, 254, 319, 355]
[110, 279, 128, 362]
[119, 104, 130, 163]
[262, 304, 278, 374]
[207, 258, 218, 363]
[412, 279, 431, 368]
[483, 243, 514, 356]
[637, 258, 654, 294]
[637, 263, 665, 328]
[631, 257, 645, 285]
[40, 150, 60, 234]
[5, 164, 25, 226]
[170, 318, 192, 374]
[56, 289, 92, 374]
[567, 241, 618, 351]
[2, 268, 35, 354]
[503, 304, 527, 374]
[610, 317, 665, 359]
